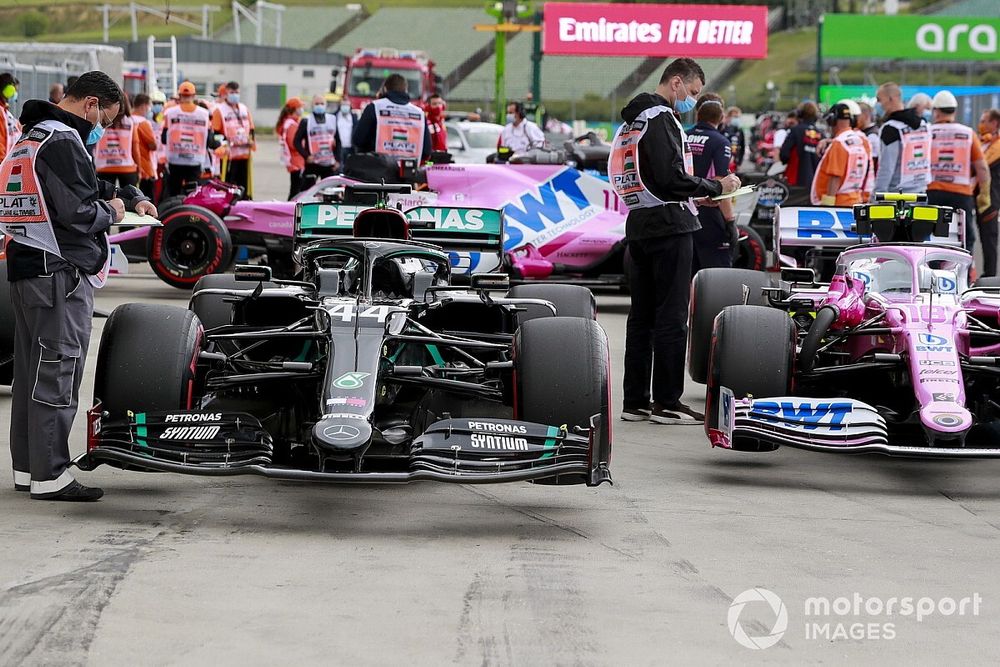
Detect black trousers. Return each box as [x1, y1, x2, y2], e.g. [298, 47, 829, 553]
[98, 171, 138, 189]
[167, 164, 202, 197]
[978, 211, 998, 277]
[224, 158, 250, 193]
[287, 170, 303, 200]
[623, 233, 693, 409]
[692, 207, 731, 275]
[927, 189, 976, 252]
[139, 177, 155, 200]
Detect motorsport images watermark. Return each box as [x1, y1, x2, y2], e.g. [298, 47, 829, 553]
[728, 588, 983, 649]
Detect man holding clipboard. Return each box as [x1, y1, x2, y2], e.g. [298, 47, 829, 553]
[608, 58, 740, 426]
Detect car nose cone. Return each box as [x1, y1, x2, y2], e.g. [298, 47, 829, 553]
[313, 417, 373, 458]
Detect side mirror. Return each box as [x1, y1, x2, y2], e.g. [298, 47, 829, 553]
[780, 267, 816, 285]
[235, 265, 273, 282]
[471, 273, 510, 291]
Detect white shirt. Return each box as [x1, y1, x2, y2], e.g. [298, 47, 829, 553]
[336, 111, 353, 149]
[773, 128, 788, 149]
[500, 119, 545, 152]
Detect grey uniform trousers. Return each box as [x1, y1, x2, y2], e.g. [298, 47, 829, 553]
[10, 267, 93, 496]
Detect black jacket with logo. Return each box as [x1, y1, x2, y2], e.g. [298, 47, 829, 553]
[6, 100, 149, 281]
[618, 93, 723, 241]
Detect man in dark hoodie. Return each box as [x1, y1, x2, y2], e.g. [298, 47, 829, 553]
[609, 58, 740, 425]
[779, 102, 822, 189]
[873, 82, 932, 197]
[0, 71, 156, 501]
[352, 73, 431, 163]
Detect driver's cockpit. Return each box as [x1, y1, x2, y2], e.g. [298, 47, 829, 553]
[843, 248, 970, 299]
[301, 241, 450, 302]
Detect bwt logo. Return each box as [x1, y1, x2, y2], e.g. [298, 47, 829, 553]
[795, 210, 857, 239]
[916, 333, 952, 352]
[751, 401, 854, 431]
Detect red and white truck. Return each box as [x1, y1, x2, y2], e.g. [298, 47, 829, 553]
[342, 47, 440, 111]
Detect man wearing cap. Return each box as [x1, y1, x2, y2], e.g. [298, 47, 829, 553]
[162, 81, 217, 196]
[1, 71, 156, 501]
[927, 89, 990, 255]
[211, 81, 255, 192]
[811, 101, 874, 207]
[293, 94, 338, 187]
[873, 81, 932, 200]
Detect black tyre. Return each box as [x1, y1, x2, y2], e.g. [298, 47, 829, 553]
[733, 224, 767, 272]
[94, 303, 203, 419]
[688, 268, 772, 384]
[190, 274, 276, 331]
[119, 195, 189, 262]
[975, 276, 1000, 288]
[514, 317, 611, 484]
[706, 305, 795, 452]
[147, 205, 233, 289]
[508, 283, 596, 325]
[0, 261, 13, 385]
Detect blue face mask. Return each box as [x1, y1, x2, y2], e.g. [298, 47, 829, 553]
[227, 93, 240, 105]
[151, 104, 163, 115]
[8, 91, 16, 105]
[922, 109, 933, 122]
[87, 123, 104, 146]
[874, 102, 884, 119]
[313, 104, 327, 116]
[506, 113, 515, 124]
[674, 95, 697, 114]
[673, 81, 697, 114]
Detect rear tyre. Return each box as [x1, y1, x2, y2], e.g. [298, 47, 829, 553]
[508, 283, 596, 325]
[688, 268, 773, 384]
[515, 317, 611, 484]
[147, 205, 233, 289]
[706, 305, 795, 452]
[733, 224, 767, 271]
[94, 304, 203, 419]
[0, 262, 13, 385]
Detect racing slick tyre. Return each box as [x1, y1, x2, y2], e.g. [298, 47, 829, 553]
[147, 204, 233, 289]
[190, 274, 277, 331]
[0, 262, 13, 385]
[508, 284, 597, 325]
[688, 268, 773, 384]
[706, 305, 795, 452]
[733, 224, 767, 272]
[95, 303, 203, 419]
[514, 317, 611, 484]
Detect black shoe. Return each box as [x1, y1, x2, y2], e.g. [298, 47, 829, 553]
[31, 480, 104, 502]
[621, 405, 652, 422]
[650, 402, 705, 424]
[14, 484, 29, 492]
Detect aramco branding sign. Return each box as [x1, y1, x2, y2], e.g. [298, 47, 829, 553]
[821, 15, 1000, 61]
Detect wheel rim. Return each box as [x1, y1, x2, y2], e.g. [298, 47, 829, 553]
[162, 215, 213, 271]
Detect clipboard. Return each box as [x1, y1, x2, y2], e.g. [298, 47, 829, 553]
[710, 184, 757, 202]
[114, 212, 163, 227]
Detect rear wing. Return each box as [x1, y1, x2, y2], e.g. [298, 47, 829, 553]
[294, 201, 505, 273]
[774, 205, 964, 250]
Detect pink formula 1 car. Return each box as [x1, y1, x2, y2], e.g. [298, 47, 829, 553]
[115, 164, 765, 289]
[688, 193, 1000, 458]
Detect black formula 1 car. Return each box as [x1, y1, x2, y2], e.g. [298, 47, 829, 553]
[76, 184, 613, 487]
